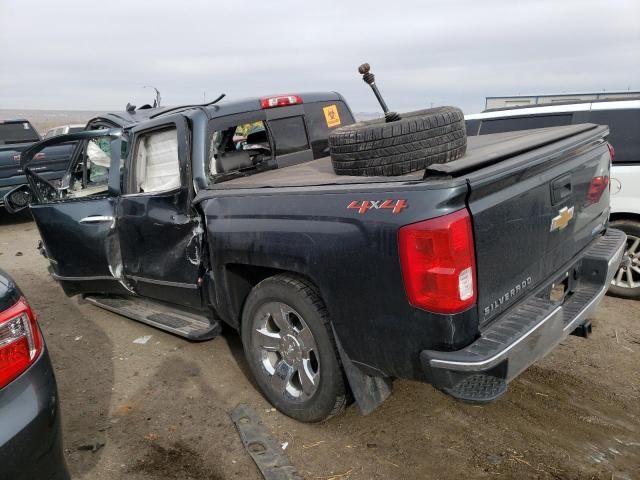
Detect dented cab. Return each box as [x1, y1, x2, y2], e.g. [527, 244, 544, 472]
[14, 93, 355, 312]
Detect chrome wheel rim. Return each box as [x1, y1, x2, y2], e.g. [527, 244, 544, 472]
[252, 301, 320, 400]
[611, 234, 640, 289]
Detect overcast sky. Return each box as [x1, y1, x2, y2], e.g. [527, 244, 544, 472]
[1, 0, 638, 114]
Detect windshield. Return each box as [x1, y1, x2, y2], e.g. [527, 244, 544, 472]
[0, 121, 40, 144]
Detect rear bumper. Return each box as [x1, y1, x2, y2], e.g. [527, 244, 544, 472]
[420, 228, 626, 403]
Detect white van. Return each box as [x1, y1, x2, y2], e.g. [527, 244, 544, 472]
[466, 99, 640, 299]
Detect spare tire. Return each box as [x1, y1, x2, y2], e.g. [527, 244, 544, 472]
[329, 106, 467, 176]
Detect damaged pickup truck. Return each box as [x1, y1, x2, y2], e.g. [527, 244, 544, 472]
[6, 91, 626, 422]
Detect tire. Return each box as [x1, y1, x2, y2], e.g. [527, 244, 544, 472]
[329, 106, 467, 176]
[608, 219, 640, 299]
[241, 274, 347, 422]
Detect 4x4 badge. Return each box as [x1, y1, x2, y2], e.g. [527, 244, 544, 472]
[550, 206, 574, 231]
[347, 199, 408, 215]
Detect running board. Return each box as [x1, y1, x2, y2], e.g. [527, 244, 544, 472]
[83, 294, 221, 341]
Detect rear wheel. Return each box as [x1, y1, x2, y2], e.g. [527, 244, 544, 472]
[608, 219, 640, 299]
[241, 274, 347, 422]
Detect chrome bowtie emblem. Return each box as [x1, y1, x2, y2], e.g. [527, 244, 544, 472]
[550, 206, 574, 232]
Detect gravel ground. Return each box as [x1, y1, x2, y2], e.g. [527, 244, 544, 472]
[1, 210, 639, 480]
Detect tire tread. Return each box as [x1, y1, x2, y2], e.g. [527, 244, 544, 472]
[329, 106, 467, 176]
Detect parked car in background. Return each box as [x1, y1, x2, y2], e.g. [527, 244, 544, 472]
[6, 92, 624, 422]
[44, 124, 85, 139]
[0, 269, 69, 480]
[466, 98, 640, 299]
[0, 119, 76, 204]
[0, 108, 166, 206]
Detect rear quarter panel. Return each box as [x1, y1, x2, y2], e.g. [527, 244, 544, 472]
[199, 182, 477, 379]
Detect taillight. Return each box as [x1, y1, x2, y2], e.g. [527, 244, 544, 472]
[398, 209, 477, 314]
[586, 176, 610, 205]
[0, 297, 42, 389]
[607, 143, 615, 163]
[260, 95, 303, 109]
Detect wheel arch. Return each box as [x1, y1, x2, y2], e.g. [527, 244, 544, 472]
[609, 212, 640, 224]
[217, 263, 324, 331]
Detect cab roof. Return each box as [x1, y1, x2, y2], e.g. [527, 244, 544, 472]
[90, 92, 345, 129]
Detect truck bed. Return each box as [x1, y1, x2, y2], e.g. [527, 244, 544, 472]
[211, 124, 600, 190]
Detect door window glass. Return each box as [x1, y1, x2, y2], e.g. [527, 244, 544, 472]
[589, 110, 640, 163]
[134, 128, 181, 193]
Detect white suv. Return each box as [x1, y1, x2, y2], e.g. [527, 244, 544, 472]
[466, 99, 640, 299]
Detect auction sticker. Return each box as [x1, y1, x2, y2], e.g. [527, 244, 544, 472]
[323, 104, 341, 128]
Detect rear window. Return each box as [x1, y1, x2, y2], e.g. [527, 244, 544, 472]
[589, 109, 639, 163]
[0, 121, 40, 144]
[479, 114, 574, 134]
[304, 101, 355, 157]
[268, 116, 309, 156]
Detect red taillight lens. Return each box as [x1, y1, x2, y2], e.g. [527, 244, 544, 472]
[0, 298, 42, 389]
[607, 143, 615, 163]
[260, 95, 303, 109]
[399, 209, 477, 314]
[586, 175, 609, 205]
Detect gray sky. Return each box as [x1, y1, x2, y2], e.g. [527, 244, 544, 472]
[1, 0, 638, 114]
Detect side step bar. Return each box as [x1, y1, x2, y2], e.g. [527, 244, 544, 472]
[83, 294, 221, 341]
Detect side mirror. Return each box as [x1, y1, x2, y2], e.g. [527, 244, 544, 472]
[3, 184, 33, 214]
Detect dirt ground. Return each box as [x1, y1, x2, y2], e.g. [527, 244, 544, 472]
[1, 210, 639, 480]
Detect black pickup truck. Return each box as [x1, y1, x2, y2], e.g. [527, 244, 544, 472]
[0, 119, 77, 203]
[6, 92, 625, 422]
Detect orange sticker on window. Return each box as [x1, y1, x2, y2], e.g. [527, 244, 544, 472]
[323, 104, 341, 128]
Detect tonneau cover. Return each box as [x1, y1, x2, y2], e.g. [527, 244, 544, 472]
[209, 124, 599, 190]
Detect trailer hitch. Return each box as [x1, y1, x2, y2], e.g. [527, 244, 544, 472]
[358, 63, 400, 123]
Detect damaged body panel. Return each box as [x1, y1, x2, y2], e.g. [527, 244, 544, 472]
[9, 92, 624, 420]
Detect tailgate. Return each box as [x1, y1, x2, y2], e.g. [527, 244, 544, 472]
[466, 125, 611, 326]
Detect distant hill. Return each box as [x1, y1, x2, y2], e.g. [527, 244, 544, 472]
[1, 109, 385, 137]
[0, 109, 106, 136]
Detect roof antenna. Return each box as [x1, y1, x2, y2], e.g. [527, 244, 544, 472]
[143, 85, 162, 107]
[206, 93, 226, 105]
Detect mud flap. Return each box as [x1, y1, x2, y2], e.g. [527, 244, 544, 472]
[332, 326, 392, 415]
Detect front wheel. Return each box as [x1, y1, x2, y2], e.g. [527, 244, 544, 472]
[608, 219, 640, 299]
[241, 274, 347, 422]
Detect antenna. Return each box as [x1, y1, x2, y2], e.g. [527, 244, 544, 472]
[143, 85, 162, 107]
